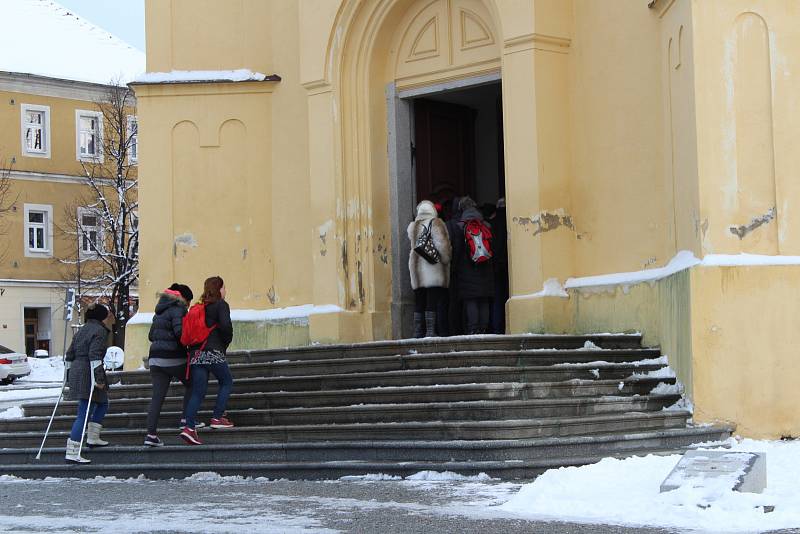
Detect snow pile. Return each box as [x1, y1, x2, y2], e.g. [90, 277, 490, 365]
[405, 471, 493, 482]
[566, 250, 700, 292]
[135, 69, 269, 84]
[501, 438, 800, 532]
[703, 254, 800, 266]
[0, 386, 61, 401]
[511, 278, 569, 301]
[21, 356, 64, 383]
[339, 474, 403, 481]
[577, 340, 600, 351]
[0, 407, 23, 419]
[0, 0, 145, 84]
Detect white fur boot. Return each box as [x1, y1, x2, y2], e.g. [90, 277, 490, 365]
[65, 438, 91, 464]
[86, 422, 109, 447]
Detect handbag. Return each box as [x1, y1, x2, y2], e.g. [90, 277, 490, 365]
[414, 220, 441, 264]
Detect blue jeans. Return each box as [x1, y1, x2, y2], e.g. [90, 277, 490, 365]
[70, 399, 109, 441]
[184, 363, 233, 429]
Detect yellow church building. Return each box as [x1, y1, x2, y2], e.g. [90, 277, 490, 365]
[129, 0, 800, 439]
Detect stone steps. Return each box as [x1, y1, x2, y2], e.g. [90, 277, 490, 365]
[221, 334, 645, 365]
[110, 350, 664, 385]
[2, 427, 730, 467]
[21, 378, 671, 417]
[103, 368, 674, 399]
[7, 394, 681, 433]
[0, 334, 732, 480]
[3, 411, 693, 449]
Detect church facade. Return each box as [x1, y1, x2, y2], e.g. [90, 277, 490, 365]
[129, 0, 800, 439]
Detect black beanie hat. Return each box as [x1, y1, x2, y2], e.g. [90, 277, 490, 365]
[85, 303, 109, 322]
[168, 282, 194, 303]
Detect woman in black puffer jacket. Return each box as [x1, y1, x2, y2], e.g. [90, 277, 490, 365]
[144, 283, 193, 447]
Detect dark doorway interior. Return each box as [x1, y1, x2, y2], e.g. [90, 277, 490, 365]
[413, 82, 504, 207]
[409, 81, 508, 336]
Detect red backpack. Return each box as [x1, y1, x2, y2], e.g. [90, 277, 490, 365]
[181, 303, 216, 350]
[464, 219, 493, 263]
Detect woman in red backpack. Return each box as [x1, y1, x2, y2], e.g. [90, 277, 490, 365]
[451, 196, 495, 335]
[180, 276, 234, 445]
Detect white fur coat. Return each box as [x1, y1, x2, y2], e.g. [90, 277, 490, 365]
[407, 203, 452, 289]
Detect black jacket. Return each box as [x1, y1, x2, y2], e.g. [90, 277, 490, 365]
[148, 291, 188, 359]
[450, 208, 495, 300]
[203, 299, 233, 353]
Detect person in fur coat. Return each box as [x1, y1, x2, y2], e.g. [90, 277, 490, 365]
[407, 200, 452, 337]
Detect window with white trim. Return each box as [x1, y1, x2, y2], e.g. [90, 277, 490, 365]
[23, 204, 53, 257]
[75, 110, 103, 161]
[78, 207, 102, 257]
[127, 116, 138, 164]
[21, 104, 51, 158]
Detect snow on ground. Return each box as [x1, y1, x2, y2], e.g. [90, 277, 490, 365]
[500, 437, 800, 532]
[0, 406, 23, 419]
[19, 356, 65, 383]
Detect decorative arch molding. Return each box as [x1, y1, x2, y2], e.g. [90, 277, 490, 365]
[303, 0, 540, 341]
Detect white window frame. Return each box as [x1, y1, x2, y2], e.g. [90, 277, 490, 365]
[78, 207, 103, 258]
[127, 115, 138, 165]
[75, 109, 104, 162]
[20, 104, 51, 158]
[23, 204, 54, 258]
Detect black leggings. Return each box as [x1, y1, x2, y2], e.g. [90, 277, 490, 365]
[146, 364, 191, 435]
[414, 287, 447, 313]
[464, 297, 491, 333]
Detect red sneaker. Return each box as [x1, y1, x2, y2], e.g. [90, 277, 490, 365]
[209, 416, 234, 429]
[179, 427, 202, 445]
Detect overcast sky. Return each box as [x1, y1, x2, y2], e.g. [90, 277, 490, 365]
[58, 0, 146, 51]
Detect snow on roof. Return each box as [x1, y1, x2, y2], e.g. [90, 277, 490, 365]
[0, 0, 145, 85]
[134, 69, 274, 85]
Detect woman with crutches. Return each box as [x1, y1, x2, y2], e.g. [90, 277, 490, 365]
[64, 303, 114, 464]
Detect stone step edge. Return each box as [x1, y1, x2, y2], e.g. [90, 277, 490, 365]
[107, 369, 676, 392]
[0, 449, 707, 479]
[112, 354, 665, 382]
[14, 394, 682, 425]
[225, 333, 645, 358]
[7, 425, 733, 456]
[0, 410, 692, 440]
[22, 379, 666, 408]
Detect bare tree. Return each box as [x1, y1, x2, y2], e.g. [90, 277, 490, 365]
[58, 82, 139, 348]
[0, 161, 17, 262]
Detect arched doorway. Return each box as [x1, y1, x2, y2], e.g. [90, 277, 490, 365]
[329, 0, 504, 339]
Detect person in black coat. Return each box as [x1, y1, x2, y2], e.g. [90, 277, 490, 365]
[144, 283, 193, 447]
[180, 276, 234, 445]
[65, 303, 113, 463]
[452, 197, 495, 334]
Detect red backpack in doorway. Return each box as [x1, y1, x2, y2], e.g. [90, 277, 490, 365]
[464, 219, 493, 264]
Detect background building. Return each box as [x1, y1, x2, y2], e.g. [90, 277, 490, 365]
[0, 0, 144, 355]
[131, 0, 800, 438]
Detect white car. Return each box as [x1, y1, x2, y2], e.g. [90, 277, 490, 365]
[0, 345, 31, 384]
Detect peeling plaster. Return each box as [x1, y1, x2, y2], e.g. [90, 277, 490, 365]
[513, 209, 576, 237]
[729, 207, 776, 239]
[173, 233, 198, 257]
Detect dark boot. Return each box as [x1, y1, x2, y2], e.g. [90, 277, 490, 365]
[413, 312, 425, 338]
[424, 311, 437, 337]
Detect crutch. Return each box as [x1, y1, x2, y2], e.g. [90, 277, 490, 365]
[76, 360, 101, 458]
[35, 359, 70, 460]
